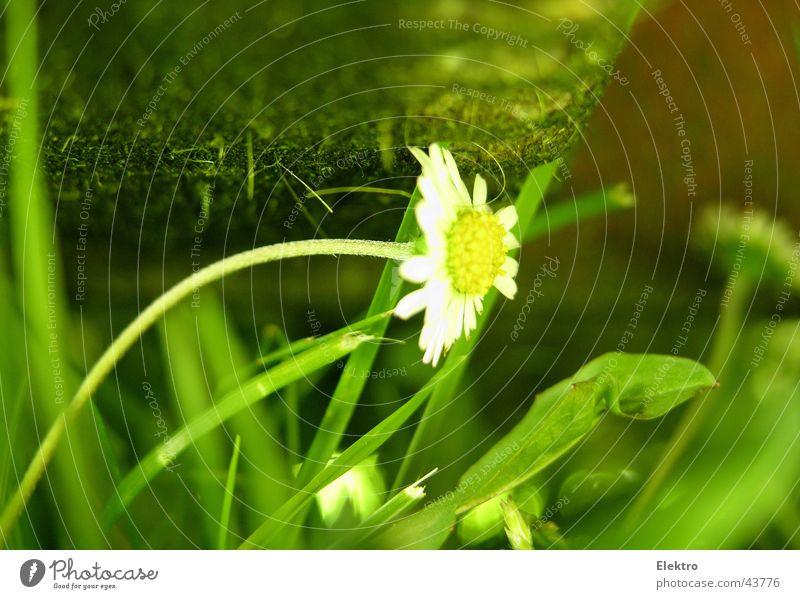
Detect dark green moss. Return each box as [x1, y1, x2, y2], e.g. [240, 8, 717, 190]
[2, 0, 635, 249]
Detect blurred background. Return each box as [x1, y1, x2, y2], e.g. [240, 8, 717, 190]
[1, 0, 799, 549]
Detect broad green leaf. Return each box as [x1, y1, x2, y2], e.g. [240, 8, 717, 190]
[455, 377, 613, 513]
[458, 353, 716, 509]
[382, 353, 715, 548]
[574, 352, 719, 420]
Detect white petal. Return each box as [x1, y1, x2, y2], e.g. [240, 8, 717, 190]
[464, 299, 478, 338]
[495, 205, 518, 231]
[430, 328, 446, 366]
[399, 256, 434, 283]
[394, 288, 430, 319]
[409, 146, 433, 171]
[415, 197, 446, 238]
[503, 231, 520, 250]
[428, 144, 447, 174]
[447, 296, 466, 348]
[423, 280, 451, 318]
[443, 149, 470, 201]
[421, 321, 447, 367]
[417, 178, 441, 209]
[494, 275, 518, 299]
[472, 174, 487, 207]
[501, 256, 519, 278]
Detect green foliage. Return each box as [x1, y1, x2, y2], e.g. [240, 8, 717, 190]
[5, 0, 796, 553]
[614, 321, 800, 549]
[378, 354, 715, 548]
[104, 329, 373, 527]
[240, 361, 460, 548]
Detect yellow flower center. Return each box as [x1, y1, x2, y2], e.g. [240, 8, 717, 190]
[446, 210, 507, 296]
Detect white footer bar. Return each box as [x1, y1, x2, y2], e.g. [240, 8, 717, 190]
[1, 550, 796, 598]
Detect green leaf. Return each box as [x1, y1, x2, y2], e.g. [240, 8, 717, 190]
[574, 353, 719, 420]
[458, 353, 716, 509]
[455, 377, 612, 513]
[382, 353, 715, 547]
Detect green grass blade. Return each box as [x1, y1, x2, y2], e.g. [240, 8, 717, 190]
[103, 331, 371, 527]
[295, 189, 420, 487]
[196, 293, 292, 522]
[160, 305, 228, 545]
[315, 186, 412, 199]
[240, 359, 463, 549]
[252, 311, 392, 371]
[0, 262, 26, 509]
[217, 435, 242, 550]
[88, 402, 143, 548]
[525, 182, 634, 243]
[5, 0, 105, 547]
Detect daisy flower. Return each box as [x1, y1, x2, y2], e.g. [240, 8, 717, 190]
[395, 144, 520, 366]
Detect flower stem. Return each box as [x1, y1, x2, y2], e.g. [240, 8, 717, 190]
[0, 238, 413, 544]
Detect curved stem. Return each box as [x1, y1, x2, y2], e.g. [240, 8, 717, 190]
[315, 186, 413, 199]
[0, 238, 413, 543]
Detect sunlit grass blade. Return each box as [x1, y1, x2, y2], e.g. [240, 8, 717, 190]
[240, 359, 463, 549]
[5, 0, 105, 547]
[103, 331, 371, 527]
[217, 435, 241, 550]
